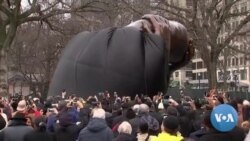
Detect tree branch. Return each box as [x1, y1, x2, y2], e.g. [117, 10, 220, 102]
[157, 0, 189, 13]
[0, 4, 12, 17]
[19, 0, 40, 19]
[120, 0, 143, 16]
[223, 14, 250, 48]
[227, 44, 250, 56]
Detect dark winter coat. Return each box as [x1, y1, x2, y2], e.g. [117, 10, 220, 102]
[54, 123, 83, 141]
[198, 127, 245, 141]
[24, 130, 55, 141]
[113, 133, 134, 141]
[0, 120, 33, 141]
[78, 118, 113, 141]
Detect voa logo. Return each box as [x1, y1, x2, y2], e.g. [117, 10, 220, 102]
[210, 104, 238, 132]
[214, 113, 234, 123]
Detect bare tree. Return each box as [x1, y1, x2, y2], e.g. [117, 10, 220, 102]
[0, 0, 104, 95]
[123, 0, 250, 89]
[157, 0, 250, 89]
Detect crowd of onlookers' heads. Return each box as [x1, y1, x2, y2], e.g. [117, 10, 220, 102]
[0, 90, 250, 141]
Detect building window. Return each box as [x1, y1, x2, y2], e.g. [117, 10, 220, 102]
[218, 60, 224, 68]
[218, 71, 223, 81]
[203, 72, 208, 79]
[186, 71, 192, 78]
[232, 58, 235, 66]
[240, 44, 243, 51]
[232, 22, 236, 30]
[240, 57, 243, 65]
[235, 58, 238, 66]
[241, 4, 247, 13]
[227, 58, 231, 67]
[197, 62, 203, 69]
[192, 63, 196, 69]
[175, 72, 179, 77]
[192, 73, 197, 80]
[240, 70, 247, 80]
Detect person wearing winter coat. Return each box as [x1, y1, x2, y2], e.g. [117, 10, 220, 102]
[24, 116, 55, 141]
[150, 115, 183, 141]
[113, 121, 134, 141]
[78, 108, 113, 141]
[54, 111, 84, 141]
[0, 112, 33, 141]
[137, 121, 149, 141]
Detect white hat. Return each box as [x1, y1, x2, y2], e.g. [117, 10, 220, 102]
[158, 102, 164, 110]
[243, 100, 250, 106]
[17, 100, 27, 112]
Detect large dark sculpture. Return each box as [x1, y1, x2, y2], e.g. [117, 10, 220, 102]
[48, 14, 194, 97]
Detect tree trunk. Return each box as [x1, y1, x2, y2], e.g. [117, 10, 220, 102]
[0, 49, 8, 96]
[223, 49, 229, 91]
[207, 60, 218, 90]
[0, 20, 18, 96]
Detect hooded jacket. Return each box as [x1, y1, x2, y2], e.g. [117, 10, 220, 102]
[78, 118, 113, 141]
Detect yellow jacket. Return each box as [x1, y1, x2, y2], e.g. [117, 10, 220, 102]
[150, 132, 183, 141]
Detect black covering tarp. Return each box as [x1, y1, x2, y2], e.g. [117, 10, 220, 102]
[48, 27, 168, 97]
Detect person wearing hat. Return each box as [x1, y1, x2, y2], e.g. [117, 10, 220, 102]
[54, 111, 84, 141]
[0, 112, 33, 141]
[11, 100, 27, 117]
[150, 115, 183, 141]
[23, 116, 54, 141]
[17, 100, 27, 112]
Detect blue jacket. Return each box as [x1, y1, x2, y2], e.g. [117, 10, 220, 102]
[47, 114, 57, 132]
[78, 118, 113, 141]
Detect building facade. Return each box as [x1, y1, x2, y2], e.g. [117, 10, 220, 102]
[189, 0, 250, 91]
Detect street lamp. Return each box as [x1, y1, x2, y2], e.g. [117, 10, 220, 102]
[234, 74, 238, 94]
[198, 73, 201, 89]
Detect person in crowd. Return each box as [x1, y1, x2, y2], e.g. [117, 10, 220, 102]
[145, 98, 163, 125]
[26, 115, 35, 128]
[78, 108, 113, 141]
[242, 100, 250, 121]
[197, 110, 245, 141]
[46, 107, 58, 132]
[0, 114, 6, 131]
[229, 99, 244, 127]
[54, 109, 84, 141]
[150, 115, 183, 141]
[24, 116, 55, 141]
[245, 129, 250, 141]
[0, 102, 7, 129]
[2, 100, 12, 120]
[0, 112, 33, 141]
[17, 100, 27, 113]
[241, 120, 250, 134]
[113, 121, 133, 141]
[130, 103, 159, 137]
[106, 104, 122, 128]
[137, 121, 149, 141]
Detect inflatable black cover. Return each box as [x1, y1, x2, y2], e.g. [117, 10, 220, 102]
[48, 27, 169, 97]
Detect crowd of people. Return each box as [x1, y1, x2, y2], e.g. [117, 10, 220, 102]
[0, 89, 250, 141]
